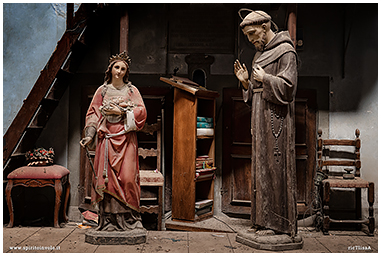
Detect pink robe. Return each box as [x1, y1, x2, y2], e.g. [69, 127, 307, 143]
[85, 82, 146, 212]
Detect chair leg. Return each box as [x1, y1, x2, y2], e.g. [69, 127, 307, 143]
[5, 180, 14, 228]
[368, 182, 375, 236]
[158, 186, 163, 231]
[63, 175, 71, 223]
[54, 180, 63, 228]
[322, 182, 331, 235]
[355, 188, 362, 230]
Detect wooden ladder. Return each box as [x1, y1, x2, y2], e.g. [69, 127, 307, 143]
[3, 4, 100, 178]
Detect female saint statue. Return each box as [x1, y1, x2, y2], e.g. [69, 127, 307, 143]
[80, 52, 147, 231]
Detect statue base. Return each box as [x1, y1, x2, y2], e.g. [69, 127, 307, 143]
[85, 228, 147, 245]
[236, 230, 303, 251]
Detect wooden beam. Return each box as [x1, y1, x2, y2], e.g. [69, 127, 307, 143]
[287, 3, 297, 49]
[120, 9, 129, 53]
[4, 33, 72, 165]
[67, 3, 74, 29]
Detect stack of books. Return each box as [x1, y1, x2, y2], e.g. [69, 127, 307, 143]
[196, 155, 213, 169]
[197, 116, 213, 128]
[195, 155, 216, 180]
[196, 116, 214, 136]
[195, 199, 213, 216]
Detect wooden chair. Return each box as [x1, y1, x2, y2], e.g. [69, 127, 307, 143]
[317, 129, 374, 236]
[138, 117, 164, 231]
[6, 165, 70, 228]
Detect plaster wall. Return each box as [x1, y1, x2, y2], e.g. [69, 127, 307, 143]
[3, 3, 80, 221]
[3, 3, 67, 134]
[297, 4, 378, 219]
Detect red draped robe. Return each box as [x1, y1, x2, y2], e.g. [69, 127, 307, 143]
[85, 82, 146, 211]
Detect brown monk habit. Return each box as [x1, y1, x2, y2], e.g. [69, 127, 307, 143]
[242, 31, 298, 236]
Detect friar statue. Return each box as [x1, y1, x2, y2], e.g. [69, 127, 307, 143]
[234, 10, 298, 238]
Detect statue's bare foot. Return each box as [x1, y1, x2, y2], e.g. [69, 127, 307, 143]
[255, 229, 275, 236]
[136, 220, 144, 229]
[247, 227, 257, 233]
[96, 221, 117, 231]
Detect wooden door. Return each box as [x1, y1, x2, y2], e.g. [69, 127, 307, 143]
[221, 88, 252, 216]
[221, 88, 317, 216]
[294, 89, 317, 214]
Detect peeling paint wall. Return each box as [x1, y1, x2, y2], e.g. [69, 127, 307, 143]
[3, 3, 81, 222]
[3, 3, 80, 133]
[3, 3, 67, 134]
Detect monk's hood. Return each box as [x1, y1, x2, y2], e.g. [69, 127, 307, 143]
[255, 31, 297, 68]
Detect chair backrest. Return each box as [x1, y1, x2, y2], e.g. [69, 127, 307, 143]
[317, 129, 361, 177]
[137, 117, 162, 173]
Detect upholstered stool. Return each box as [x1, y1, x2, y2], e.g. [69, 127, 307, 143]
[139, 170, 164, 230]
[6, 164, 70, 228]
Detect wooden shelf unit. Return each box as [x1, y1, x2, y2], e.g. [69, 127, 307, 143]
[160, 77, 219, 222]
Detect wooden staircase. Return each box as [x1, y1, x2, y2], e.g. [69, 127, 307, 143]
[3, 4, 100, 179]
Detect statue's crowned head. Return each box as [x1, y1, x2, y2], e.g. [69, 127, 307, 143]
[109, 51, 131, 66]
[105, 51, 131, 84]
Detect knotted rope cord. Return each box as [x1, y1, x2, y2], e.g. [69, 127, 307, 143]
[270, 109, 284, 146]
[270, 104, 284, 162]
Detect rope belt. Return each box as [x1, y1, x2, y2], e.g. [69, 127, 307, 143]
[253, 88, 263, 93]
[101, 110, 135, 184]
[103, 130, 128, 184]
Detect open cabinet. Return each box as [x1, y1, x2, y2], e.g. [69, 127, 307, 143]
[160, 77, 219, 222]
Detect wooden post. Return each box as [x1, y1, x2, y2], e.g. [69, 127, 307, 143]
[120, 9, 129, 53]
[287, 4, 297, 49]
[66, 3, 74, 30]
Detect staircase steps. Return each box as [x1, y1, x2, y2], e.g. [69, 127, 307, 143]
[3, 4, 99, 179]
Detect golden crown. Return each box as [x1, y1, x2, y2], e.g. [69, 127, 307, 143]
[109, 51, 131, 65]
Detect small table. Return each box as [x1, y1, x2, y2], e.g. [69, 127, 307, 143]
[6, 164, 70, 228]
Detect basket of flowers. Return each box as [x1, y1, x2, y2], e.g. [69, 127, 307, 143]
[25, 147, 55, 166]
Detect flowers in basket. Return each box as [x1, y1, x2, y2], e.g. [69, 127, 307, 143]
[25, 147, 55, 166]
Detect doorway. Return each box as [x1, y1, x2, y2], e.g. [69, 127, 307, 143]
[221, 87, 317, 217]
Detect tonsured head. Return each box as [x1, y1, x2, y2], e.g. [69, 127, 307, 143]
[240, 10, 272, 51]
